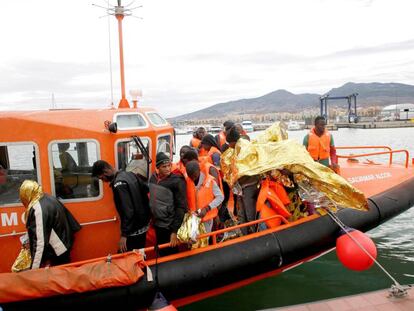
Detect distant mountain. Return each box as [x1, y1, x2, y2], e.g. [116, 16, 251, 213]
[172, 82, 414, 121]
[326, 82, 414, 106]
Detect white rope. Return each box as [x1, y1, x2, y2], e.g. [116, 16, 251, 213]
[326, 209, 402, 287]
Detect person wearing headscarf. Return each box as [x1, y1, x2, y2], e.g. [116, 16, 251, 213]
[20, 180, 81, 269]
[199, 134, 222, 167]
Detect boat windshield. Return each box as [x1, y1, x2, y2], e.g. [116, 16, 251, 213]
[117, 138, 150, 179]
[50, 141, 100, 201]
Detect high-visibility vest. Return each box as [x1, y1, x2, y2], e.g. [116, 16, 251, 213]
[171, 161, 185, 176]
[190, 137, 201, 148]
[187, 174, 218, 222]
[307, 128, 331, 161]
[199, 157, 223, 190]
[218, 131, 226, 149]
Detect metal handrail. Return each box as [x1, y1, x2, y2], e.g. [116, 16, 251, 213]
[336, 146, 393, 165]
[198, 215, 289, 245]
[0, 216, 117, 238]
[0, 230, 27, 238]
[336, 145, 392, 151]
[79, 216, 117, 226]
[337, 149, 409, 168]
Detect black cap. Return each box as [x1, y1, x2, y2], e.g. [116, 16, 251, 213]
[156, 152, 171, 168]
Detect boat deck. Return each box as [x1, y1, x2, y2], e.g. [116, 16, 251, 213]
[268, 286, 413, 311]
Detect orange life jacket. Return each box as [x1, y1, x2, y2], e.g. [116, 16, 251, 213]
[199, 157, 223, 191]
[307, 128, 331, 161]
[187, 174, 218, 222]
[190, 137, 201, 148]
[218, 131, 226, 149]
[256, 179, 291, 228]
[199, 146, 221, 165]
[208, 146, 221, 158]
[171, 161, 185, 176]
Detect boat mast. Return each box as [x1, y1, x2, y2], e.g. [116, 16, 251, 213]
[114, 0, 129, 108]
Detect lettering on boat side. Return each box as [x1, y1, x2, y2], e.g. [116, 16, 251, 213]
[1, 212, 25, 227]
[347, 172, 392, 184]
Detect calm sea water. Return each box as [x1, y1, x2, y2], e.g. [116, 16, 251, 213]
[177, 127, 414, 311]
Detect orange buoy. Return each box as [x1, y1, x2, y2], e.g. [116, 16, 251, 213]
[336, 229, 377, 271]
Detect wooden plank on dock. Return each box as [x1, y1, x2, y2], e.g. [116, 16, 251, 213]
[265, 286, 413, 311]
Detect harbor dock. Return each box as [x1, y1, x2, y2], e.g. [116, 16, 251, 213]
[268, 286, 413, 311]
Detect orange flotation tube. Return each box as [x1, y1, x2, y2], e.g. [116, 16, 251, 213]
[0, 252, 145, 303]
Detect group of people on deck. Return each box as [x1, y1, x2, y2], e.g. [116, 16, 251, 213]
[17, 116, 338, 269]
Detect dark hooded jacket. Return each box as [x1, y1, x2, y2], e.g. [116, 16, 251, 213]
[149, 172, 188, 233]
[110, 171, 151, 237]
[26, 194, 81, 269]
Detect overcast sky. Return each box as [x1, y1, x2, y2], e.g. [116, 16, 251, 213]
[0, 0, 413, 117]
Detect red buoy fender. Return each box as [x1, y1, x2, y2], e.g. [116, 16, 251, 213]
[336, 229, 377, 271]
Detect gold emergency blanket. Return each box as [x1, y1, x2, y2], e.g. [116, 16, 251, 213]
[221, 123, 368, 211]
[11, 248, 32, 273]
[177, 213, 209, 249]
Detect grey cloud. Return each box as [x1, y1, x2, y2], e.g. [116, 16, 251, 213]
[180, 51, 304, 67]
[174, 39, 414, 68]
[0, 95, 111, 111]
[325, 39, 414, 59]
[0, 60, 109, 94]
[144, 88, 244, 117]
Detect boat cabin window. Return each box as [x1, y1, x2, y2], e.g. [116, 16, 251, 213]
[115, 113, 147, 130]
[117, 138, 150, 180]
[0, 143, 39, 206]
[146, 112, 168, 126]
[157, 135, 172, 158]
[50, 141, 100, 201]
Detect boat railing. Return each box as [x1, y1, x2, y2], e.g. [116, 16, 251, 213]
[336, 146, 410, 167]
[143, 214, 290, 253]
[198, 215, 289, 245]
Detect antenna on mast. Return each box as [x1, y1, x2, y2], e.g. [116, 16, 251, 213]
[93, 0, 142, 109]
[51, 93, 56, 109]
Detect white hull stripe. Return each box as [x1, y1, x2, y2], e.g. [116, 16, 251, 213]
[32, 202, 44, 269]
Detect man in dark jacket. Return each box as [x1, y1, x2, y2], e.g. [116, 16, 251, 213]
[149, 152, 188, 256]
[92, 160, 150, 252]
[226, 126, 260, 235]
[20, 180, 81, 269]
